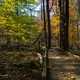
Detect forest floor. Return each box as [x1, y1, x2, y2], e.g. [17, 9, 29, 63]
[0, 50, 80, 80]
[0, 51, 42, 80]
[48, 49, 80, 80]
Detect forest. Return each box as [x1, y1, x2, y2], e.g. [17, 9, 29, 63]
[0, 0, 80, 80]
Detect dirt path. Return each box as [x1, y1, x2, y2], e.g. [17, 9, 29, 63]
[48, 51, 80, 80]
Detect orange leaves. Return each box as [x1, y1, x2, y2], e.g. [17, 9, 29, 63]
[69, 7, 77, 18]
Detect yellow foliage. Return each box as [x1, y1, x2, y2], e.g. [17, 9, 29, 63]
[51, 15, 60, 26]
[69, 26, 78, 43]
[4, 0, 15, 10]
[51, 15, 60, 37]
[0, 16, 7, 25]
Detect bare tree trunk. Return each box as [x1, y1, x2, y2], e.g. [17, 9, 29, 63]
[46, 0, 51, 49]
[59, 0, 69, 51]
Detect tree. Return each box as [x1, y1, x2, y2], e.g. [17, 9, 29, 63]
[59, 0, 69, 50]
[0, 0, 40, 45]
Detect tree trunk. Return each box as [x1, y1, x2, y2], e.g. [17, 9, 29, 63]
[59, 0, 69, 51]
